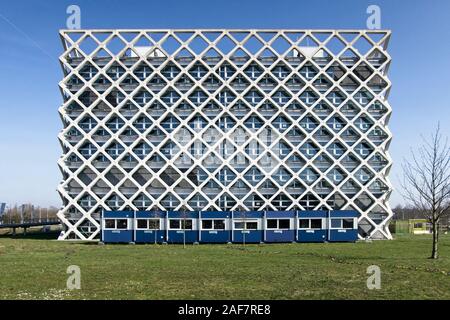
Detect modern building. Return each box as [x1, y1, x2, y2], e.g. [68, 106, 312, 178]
[57, 29, 393, 240]
[0, 203, 6, 222]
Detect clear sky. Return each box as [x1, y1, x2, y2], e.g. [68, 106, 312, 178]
[0, 0, 449, 208]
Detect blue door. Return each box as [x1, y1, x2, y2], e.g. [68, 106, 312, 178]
[201, 230, 231, 243]
[233, 230, 263, 243]
[168, 230, 198, 243]
[297, 229, 327, 242]
[135, 230, 166, 243]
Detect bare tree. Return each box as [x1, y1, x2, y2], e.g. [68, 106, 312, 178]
[236, 206, 247, 248]
[150, 207, 160, 245]
[3, 205, 22, 224]
[154, 211, 159, 245]
[401, 125, 450, 259]
[180, 204, 189, 249]
[392, 204, 428, 220]
[241, 210, 247, 248]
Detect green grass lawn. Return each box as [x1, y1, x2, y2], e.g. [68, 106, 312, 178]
[0, 233, 449, 300]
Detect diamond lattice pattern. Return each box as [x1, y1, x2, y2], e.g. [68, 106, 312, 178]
[57, 30, 393, 240]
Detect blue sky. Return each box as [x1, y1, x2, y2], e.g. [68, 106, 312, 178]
[0, 0, 449, 208]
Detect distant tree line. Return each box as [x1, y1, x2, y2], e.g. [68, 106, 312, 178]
[392, 205, 450, 225]
[392, 205, 426, 221]
[0, 204, 58, 224]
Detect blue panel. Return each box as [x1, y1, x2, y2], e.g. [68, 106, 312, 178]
[201, 211, 231, 219]
[233, 211, 263, 219]
[103, 211, 134, 218]
[330, 210, 359, 218]
[265, 230, 295, 242]
[168, 211, 199, 219]
[99, 210, 361, 244]
[297, 210, 327, 218]
[135, 211, 166, 218]
[135, 230, 166, 243]
[232, 230, 263, 243]
[297, 230, 327, 242]
[167, 230, 199, 243]
[103, 230, 133, 243]
[329, 229, 358, 242]
[200, 230, 231, 243]
[265, 211, 295, 218]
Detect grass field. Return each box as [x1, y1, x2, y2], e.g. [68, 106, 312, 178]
[0, 232, 449, 300]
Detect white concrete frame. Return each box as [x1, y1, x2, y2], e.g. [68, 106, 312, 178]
[57, 29, 393, 240]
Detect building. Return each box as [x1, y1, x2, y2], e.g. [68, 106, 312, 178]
[57, 29, 393, 240]
[394, 219, 432, 235]
[0, 203, 6, 222]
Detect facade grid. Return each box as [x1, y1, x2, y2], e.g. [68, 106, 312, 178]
[57, 29, 393, 240]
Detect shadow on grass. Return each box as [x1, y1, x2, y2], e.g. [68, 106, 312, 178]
[0, 230, 102, 245]
[0, 231, 60, 240]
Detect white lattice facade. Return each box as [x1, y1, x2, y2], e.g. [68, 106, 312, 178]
[57, 29, 393, 240]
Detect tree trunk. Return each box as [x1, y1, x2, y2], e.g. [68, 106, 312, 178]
[430, 219, 438, 259]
